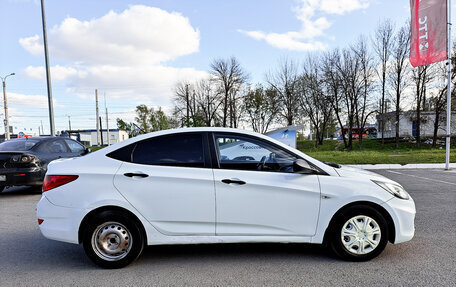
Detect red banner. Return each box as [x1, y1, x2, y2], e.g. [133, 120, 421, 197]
[410, 0, 448, 67]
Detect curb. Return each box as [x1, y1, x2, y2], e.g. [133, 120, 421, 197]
[347, 163, 456, 170]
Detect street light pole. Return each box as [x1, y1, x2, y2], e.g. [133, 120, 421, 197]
[1, 73, 15, 141]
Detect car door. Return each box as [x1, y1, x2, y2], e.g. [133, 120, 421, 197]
[46, 139, 73, 160]
[212, 132, 321, 236]
[112, 132, 216, 235]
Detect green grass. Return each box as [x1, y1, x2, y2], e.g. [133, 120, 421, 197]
[298, 139, 456, 165]
[88, 146, 105, 152]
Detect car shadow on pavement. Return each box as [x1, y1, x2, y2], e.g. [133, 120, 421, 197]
[0, 186, 42, 197]
[6, 234, 335, 271]
[139, 243, 335, 265]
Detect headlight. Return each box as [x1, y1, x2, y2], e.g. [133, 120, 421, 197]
[372, 180, 410, 200]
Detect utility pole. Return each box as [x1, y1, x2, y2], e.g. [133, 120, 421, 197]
[104, 94, 110, 146]
[67, 115, 71, 131]
[40, 0, 55, 136]
[99, 116, 104, 146]
[41, 120, 44, 135]
[95, 89, 100, 146]
[1, 73, 14, 140]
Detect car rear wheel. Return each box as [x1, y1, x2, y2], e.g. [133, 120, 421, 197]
[82, 210, 144, 268]
[328, 206, 388, 261]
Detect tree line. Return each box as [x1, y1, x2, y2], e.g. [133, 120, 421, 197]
[117, 19, 456, 149]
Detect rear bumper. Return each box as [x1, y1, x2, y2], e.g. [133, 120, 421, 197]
[36, 195, 85, 244]
[0, 167, 44, 186]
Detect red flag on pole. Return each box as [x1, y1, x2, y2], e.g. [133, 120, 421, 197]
[410, 0, 448, 67]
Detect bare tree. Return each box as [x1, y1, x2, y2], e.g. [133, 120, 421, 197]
[174, 81, 198, 127]
[322, 49, 348, 148]
[193, 79, 223, 126]
[300, 55, 333, 147]
[210, 57, 248, 127]
[352, 36, 376, 149]
[388, 22, 411, 148]
[244, 85, 280, 133]
[373, 19, 394, 148]
[267, 58, 300, 126]
[336, 48, 363, 150]
[412, 64, 433, 147]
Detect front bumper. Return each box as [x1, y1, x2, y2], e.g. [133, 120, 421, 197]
[36, 195, 85, 244]
[381, 196, 416, 244]
[0, 167, 44, 186]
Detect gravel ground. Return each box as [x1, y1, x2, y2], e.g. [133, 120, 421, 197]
[0, 168, 454, 286]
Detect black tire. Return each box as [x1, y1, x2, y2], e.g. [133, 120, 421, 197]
[82, 210, 145, 269]
[328, 205, 388, 261]
[0, 186, 4, 193]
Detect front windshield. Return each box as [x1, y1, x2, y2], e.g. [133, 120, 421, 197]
[0, 139, 39, 151]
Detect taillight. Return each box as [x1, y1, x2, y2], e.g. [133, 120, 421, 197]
[11, 154, 35, 163]
[42, 175, 79, 192]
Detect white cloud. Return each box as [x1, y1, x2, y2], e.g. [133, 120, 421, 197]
[19, 5, 207, 113]
[319, 0, 370, 15]
[64, 65, 209, 106]
[24, 65, 87, 81]
[240, 0, 371, 51]
[19, 5, 200, 66]
[7, 92, 63, 109]
[238, 30, 327, 51]
[19, 35, 42, 56]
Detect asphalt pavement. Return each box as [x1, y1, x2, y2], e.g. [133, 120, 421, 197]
[0, 169, 455, 286]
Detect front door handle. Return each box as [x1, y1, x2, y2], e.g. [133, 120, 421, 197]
[124, 172, 149, 178]
[222, 179, 246, 185]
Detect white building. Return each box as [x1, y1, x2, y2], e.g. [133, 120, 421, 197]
[377, 110, 456, 138]
[78, 129, 129, 146]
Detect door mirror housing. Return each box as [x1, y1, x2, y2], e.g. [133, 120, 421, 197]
[83, 147, 91, 155]
[293, 159, 318, 174]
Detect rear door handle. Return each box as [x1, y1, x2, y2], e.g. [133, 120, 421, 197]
[124, 172, 149, 178]
[222, 179, 246, 185]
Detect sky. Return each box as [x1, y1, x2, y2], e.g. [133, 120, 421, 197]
[0, 0, 454, 135]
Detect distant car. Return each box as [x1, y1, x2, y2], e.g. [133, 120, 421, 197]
[0, 137, 89, 192]
[36, 128, 415, 268]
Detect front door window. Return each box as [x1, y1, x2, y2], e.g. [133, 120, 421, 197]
[214, 134, 298, 173]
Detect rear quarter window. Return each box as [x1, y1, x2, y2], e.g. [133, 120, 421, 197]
[106, 143, 136, 162]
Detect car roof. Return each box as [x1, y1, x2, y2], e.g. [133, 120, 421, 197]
[79, 127, 338, 176]
[6, 136, 62, 143]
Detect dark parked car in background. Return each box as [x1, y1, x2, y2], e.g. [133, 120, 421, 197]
[0, 137, 89, 192]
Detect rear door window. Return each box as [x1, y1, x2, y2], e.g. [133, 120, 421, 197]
[48, 139, 69, 153]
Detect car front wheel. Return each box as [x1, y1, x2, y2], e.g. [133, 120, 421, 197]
[82, 210, 144, 268]
[328, 206, 388, 261]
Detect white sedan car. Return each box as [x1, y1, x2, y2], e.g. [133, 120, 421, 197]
[37, 128, 415, 268]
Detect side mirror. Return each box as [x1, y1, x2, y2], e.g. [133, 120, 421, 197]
[293, 159, 318, 174]
[83, 147, 91, 155]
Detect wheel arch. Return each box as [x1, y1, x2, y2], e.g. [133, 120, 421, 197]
[323, 201, 396, 245]
[78, 205, 147, 244]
